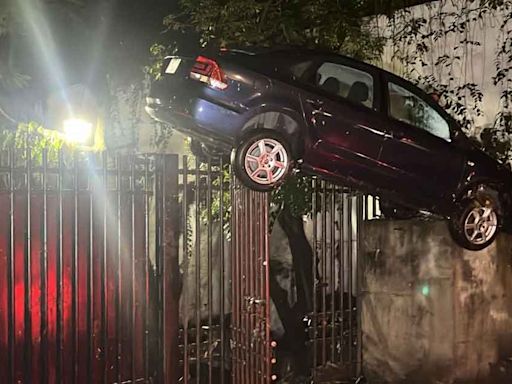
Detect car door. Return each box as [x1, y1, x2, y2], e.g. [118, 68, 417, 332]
[379, 75, 465, 205]
[299, 57, 389, 187]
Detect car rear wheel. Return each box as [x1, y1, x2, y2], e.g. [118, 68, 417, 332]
[233, 131, 292, 192]
[449, 192, 501, 251]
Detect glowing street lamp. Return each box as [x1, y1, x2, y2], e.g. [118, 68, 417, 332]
[62, 118, 94, 144]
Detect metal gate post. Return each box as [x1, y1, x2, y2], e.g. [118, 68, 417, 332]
[356, 194, 364, 378]
[161, 154, 181, 384]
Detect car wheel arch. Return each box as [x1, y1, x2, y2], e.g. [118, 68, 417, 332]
[238, 109, 306, 159]
[454, 181, 504, 217]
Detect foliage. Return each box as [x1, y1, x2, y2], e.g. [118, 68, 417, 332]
[387, 0, 512, 165]
[271, 173, 314, 217]
[163, 0, 385, 61]
[481, 112, 512, 163]
[0, 121, 66, 162]
[486, 0, 512, 164]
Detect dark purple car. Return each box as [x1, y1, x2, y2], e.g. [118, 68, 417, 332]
[146, 47, 512, 250]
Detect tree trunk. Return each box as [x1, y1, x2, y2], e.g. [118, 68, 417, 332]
[277, 204, 314, 315]
[268, 203, 316, 377]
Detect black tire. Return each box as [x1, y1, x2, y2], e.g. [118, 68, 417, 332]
[233, 131, 293, 192]
[379, 200, 418, 220]
[449, 191, 501, 251]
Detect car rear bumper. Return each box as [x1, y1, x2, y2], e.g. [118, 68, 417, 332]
[145, 98, 235, 150]
[146, 74, 251, 149]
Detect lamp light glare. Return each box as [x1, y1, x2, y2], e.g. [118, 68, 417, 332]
[63, 118, 93, 144]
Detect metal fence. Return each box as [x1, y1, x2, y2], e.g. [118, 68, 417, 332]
[177, 156, 232, 384]
[0, 148, 374, 383]
[306, 181, 364, 382]
[0, 149, 167, 383]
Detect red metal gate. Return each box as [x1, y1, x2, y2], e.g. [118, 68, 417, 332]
[0, 148, 176, 384]
[230, 181, 273, 383]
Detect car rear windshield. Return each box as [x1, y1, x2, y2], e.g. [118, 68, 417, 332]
[224, 50, 313, 82]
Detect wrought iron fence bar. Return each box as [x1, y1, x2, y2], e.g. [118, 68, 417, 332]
[243, 187, 250, 384]
[248, 188, 254, 384]
[41, 148, 49, 384]
[101, 151, 108, 384]
[330, 183, 336, 362]
[24, 147, 32, 384]
[8, 148, 15, 384]
[72, 151, 79, 384]
[116, 154, 122, 384]
[56, 149, 64, 383]
[356, 194, 363, 377]
[263, 191, 271, 383]
[231, 174, 238, 383]
[182, 155, 189, 384]
[259, 191, 265, 383]
[154, 155, 163, 384]
[195, 157, 201, 383]
[311, 177, 318, 378]
[131, 155, 136, 383]
[207, 161, 213, 384]
[338, 186, 345, 365]
[87, 154, 94, 384]
[347, 194, 353, 370]
[321, 179, 327, 366]
[144, 154, 150, 383]
[219, 158, 225, 384]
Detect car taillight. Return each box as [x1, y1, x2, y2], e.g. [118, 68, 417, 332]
[190, 56, 228, 90]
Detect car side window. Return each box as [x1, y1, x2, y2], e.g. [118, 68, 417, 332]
[312, 62, 374, 109]
[388, 82, 451, 141]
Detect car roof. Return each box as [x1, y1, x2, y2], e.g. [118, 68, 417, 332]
[231, 46, 402, 80]
[242, 46, 458, 121]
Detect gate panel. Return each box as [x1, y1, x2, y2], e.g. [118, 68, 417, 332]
[177, 156, 231, 384]
[0, 149, 169, 383]
[231, 181, 272, 383]
[308, 180, 363, 382]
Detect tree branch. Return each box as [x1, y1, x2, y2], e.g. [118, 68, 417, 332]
[358, 0, 436, 16]
[0, 101, 16, 124]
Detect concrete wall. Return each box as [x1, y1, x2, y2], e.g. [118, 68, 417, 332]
[362, 219, 512, 383]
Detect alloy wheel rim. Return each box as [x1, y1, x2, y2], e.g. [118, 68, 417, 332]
[463, 205, 498, 245]
[244, 138, 288, 185]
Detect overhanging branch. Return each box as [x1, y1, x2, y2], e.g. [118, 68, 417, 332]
[359, 0, 437, 16]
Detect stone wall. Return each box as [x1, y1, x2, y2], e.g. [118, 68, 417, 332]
[362, 219, 512, 383]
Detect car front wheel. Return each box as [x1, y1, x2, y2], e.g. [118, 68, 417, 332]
[449, 193, 501, 251]
[233, 131, 292, 192]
